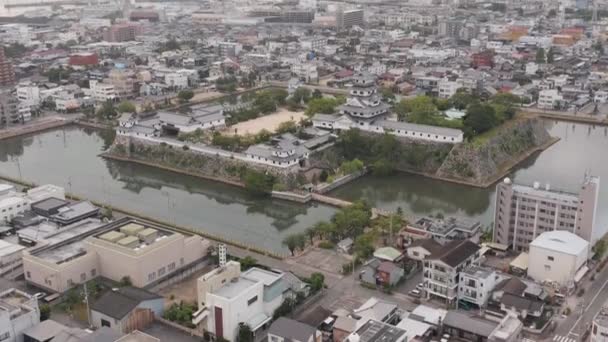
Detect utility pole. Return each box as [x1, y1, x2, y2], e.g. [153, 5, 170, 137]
[83, 283, 92, 328]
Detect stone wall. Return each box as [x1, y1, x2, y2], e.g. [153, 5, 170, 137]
[435, 117, 553, 185]
[109, 136, 303, 190]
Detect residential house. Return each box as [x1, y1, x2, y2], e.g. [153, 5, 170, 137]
[405, 217, 481, 245]
[403, 239, 442, 262]
[442, 311, 522, 342]
[268, 317, 321, 342]
[359, 259, 404, 287]
[194, 261, 285, 342]
[91, 287, 163, 334]
[458, 266, 502, 308]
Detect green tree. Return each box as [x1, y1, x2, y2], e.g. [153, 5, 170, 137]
[117, 101, 136, 113]
[380, 87, 396, 103]
[305, 97, 343, 116]
[254, 91, 277, 114]
[449, 89, 478, 110]
[354, 234, 375, 259]
[276, 120, 297, 134]
[40, 304, 51, 321]
[536, 48, 546, 64]
[240, 256, 257, 271]
[270, 88, 289, 105]
[464, 102, 498, 135]
[96, 101, 117, 120]
[242, 170, 275, 196]
[292, 87, 311, 104]
[305, 226, 317, 244]
[237, 323, 254, 342]
[309, 272, 325, 292]
[312, 89, 323, 99]
[283, 234, 301, 256]
[594, 240, 607, 260]
[177, 90, 194, 103]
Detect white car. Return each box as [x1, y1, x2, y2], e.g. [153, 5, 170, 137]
[409, 289, 421, 298]
[416, 283, 424, 290]
[33, 292, 46, 300]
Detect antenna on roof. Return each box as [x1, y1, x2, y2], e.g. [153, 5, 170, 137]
[218, 243, 227, 267]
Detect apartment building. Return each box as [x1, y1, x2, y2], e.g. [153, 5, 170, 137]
[89, 80, 117, 102]
[107, 69, 135, 99]
[438, 78, 461, 99]
[0, 48, 15, 87]
[0, 289, 40, 342]
[423, 240, 481, 306]
[0, 240, 25, 277]
[0, 184, 29, 224]
[195, 261, 285, 342]
[493, 175, 600, 251]
[23, 217, 210, 293]
[0, 87, 18, 125]
[16, 84, 41, 108]
[458, 266, 502, 308]
[336, 9, 364, 29]
[103, 23, 141, 42]
[537, 89, 563, 109]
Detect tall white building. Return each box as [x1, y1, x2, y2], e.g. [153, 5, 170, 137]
[0, 288, 40, 342]
[458, 266, 502, 308]
[195, 261, 285, 341]
[0, 185, 28, 224]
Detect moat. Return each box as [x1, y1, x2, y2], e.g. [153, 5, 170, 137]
[0, 119, 607, 252]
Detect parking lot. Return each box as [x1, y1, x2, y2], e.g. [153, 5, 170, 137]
[291, 247, 352, 276]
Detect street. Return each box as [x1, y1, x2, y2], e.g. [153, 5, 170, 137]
[550, 264, 608, 341]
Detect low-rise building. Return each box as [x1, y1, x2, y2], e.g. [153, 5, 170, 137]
[0, 240, 25, 277]
[528, 230, 589, 286]
[458, 266, 501, 308]
[537, 89, 563, 109]
[268, 317, 321, 342]
[443, 310, 522, 342]
[194, 261, 285, 342]
[91, 287, 163, 334]
[23, 217, 210, 292]
[0, 288, 40, 342]
[405, 217, 481, 245]
[592, 305, 608, 342]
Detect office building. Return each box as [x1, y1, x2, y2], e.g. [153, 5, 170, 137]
[0, 48, 15, 87]
[493, 175, 600, 251]
[336, 9, 364, 29]
[0, 288, 40, 342]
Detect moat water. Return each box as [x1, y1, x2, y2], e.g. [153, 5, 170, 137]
[0, 120, 607, 251]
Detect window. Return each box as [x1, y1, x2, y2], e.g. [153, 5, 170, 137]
[26, 271, 31, 278]
[247, 296, 258, 306]
[101, 319, 111, 327]
[80, 273, 86, 282]
[180, 257, 184, 265]
[158, 267, 166, 276]
[168, 262, 176, 271]
[547, 256, 554, 261]
[544, 265, 551, 271]
[91, 269, 97, 277]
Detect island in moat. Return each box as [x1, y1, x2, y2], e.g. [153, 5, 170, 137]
[103, 73, 557, 199]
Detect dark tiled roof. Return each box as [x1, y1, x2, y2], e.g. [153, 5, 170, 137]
[429, 240, 480, 267]
[495, 277, 527, 295]
[91, 287, 162, 320]
[268, 317, 317, 342]
[501, 293, 544, 313]
[409, 238, 442, 254]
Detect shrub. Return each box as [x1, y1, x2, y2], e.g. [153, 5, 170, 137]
[182, 145, 189, 151]
[318, 241, 335, 249]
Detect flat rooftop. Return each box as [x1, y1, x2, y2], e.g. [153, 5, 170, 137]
[352, 319, 407, 342]
[242, 268, 283, 286]
[213, 277, 258, 299]
[0, 239, 25, 256]
[0, 289, 35, 319]
[31, 218, 104, 262]
[92, 220, 173, 251]
[596, 306, 608, 327]
[463, 266, 494, 279]
[512, 184, 579, 204]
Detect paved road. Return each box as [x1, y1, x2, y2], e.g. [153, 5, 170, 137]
[551, 264, 608, 341]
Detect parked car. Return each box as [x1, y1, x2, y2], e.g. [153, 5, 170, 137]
[416, 283, 424, 291]
[409, 289, 421, 298]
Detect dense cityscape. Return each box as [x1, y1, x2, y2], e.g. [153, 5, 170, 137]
[0, 0, 608, 341]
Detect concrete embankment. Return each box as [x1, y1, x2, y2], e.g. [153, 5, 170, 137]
[0, 117, 73, 140]
[521, 109, 608, 126]
[0, 173, 287, 260]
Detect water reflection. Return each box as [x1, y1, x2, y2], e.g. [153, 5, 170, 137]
[332, 120, 608, 231]
[0, 126, 335, 253]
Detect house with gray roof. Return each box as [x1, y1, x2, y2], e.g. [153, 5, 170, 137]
[267, 317, 321, 342]
[244, 137, 310, 168]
